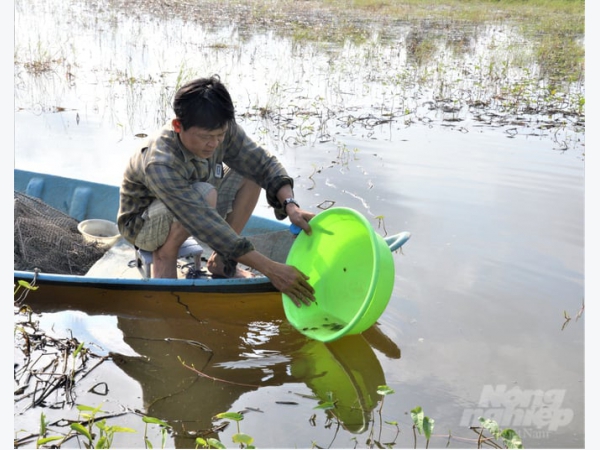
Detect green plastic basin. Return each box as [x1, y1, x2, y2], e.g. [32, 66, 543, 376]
[283, 207, 395, 342]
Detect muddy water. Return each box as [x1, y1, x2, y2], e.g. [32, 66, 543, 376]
[14, 0, 584, 448]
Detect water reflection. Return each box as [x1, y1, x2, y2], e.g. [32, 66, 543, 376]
[23, 285, 400, 448]
[291, 335, 388, 434]
[14, 0, 585, 446]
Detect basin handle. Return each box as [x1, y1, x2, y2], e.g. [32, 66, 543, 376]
[385, 232, 411, 252]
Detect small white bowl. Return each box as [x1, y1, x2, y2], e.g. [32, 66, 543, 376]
[77, 219, 121, 248]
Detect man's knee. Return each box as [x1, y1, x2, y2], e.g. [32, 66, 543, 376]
[206, 187, 217, 208]
[191, 182, 218, 208]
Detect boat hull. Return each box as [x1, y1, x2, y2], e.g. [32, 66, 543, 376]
[14, 169, 289, 294]
[14, 270, 279, 293]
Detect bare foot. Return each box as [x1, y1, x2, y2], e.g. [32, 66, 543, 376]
[232, 267, 256, 279]
[207, 251, 255, 278]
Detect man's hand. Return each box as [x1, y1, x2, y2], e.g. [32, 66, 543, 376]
[276, 186, 315, 235]
[285, 204, 315, 236]
[268, 263, 316, 307]
[236, 251, 316, 307]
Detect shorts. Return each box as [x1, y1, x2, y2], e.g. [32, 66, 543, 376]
[134, 168, 243, 251]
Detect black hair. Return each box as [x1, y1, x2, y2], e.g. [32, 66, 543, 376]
[173, 75, 235, 130]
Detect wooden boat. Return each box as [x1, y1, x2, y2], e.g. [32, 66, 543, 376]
[14, 169, 301, 293]
[14, 169, 410, 295]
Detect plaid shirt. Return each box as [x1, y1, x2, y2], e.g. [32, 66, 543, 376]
[117, 121, 293, 260]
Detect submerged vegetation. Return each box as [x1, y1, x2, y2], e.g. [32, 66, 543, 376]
[101, 0, 585, 79]
[14, 0, 585, 153]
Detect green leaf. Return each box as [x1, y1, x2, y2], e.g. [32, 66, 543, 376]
[77, 404, 104, 414]
[70, 423, 93, 441]
[423, 416, 435, 440]
[108, 425, 136, 433]
[144, 437, 154, 449]
[501, 428, 524, 449]
[377, 385, 395, 396]
[479, 417, 501, 440]
[232, 433, 254, 446]
[195, 437, 208, 447]
[73, 341, 86, 358]
[410, 406, 424, 434]
[36, 436, 64, 445]
[96, 435, 108, 448]
[143, 416, 171, 428]
[214, 411, 244, 421]
[39, 411, 47, 436]
[18, 279, 39, 290]
[314, 401, 336, 410]
[206, 437, 226, 448]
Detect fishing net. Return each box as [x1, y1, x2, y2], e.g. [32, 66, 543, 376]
[14, 192, 107, 275]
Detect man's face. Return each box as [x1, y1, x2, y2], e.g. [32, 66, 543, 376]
[176, 121, 227, 159]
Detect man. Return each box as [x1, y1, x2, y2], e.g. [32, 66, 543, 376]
[117, 75, 315, 306]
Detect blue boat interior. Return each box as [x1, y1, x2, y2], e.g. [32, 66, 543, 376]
[14, 169, 293, 284]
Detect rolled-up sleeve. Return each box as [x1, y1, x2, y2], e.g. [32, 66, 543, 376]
[222, 124, 294, 219]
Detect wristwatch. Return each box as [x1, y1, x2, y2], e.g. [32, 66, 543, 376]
[282, 198, 300, 210]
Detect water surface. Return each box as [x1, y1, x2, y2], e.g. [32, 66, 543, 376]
[14, 1, 584, 448]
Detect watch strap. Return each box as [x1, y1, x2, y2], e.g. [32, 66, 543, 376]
[283, 198, 299, 210]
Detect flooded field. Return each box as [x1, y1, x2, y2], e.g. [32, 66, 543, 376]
[14, 0, 585, 448]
